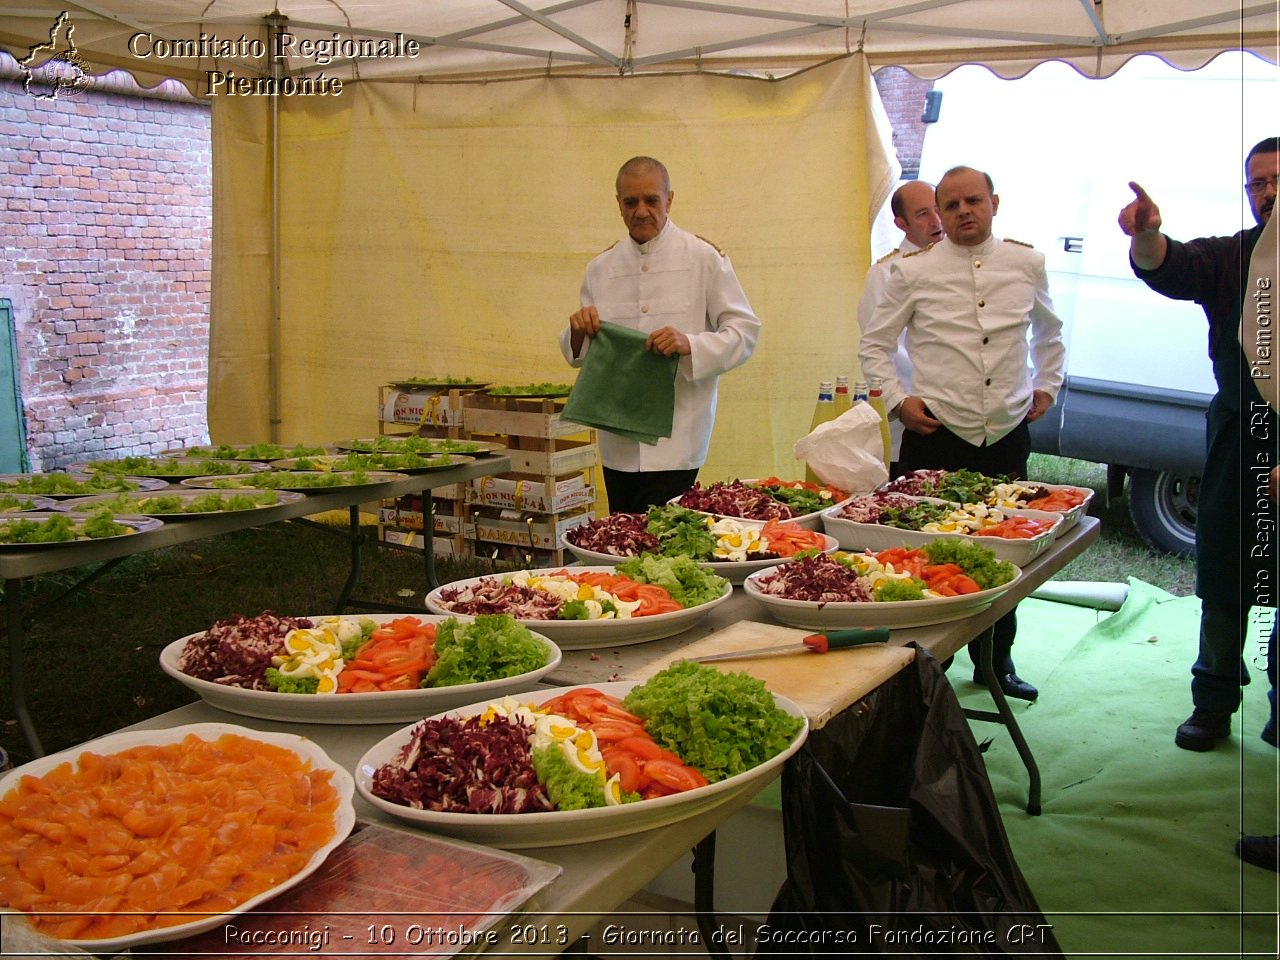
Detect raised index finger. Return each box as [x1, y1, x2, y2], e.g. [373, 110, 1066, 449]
[1128, 181, 1151, 203]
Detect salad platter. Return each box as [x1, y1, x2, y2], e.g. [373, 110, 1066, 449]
[670, 478, 854, 532]
[0, 493, 54, 512]
[160, 443, 333, 461]
[388, 378, 491, 391]
[987, 481, 1094, 535]
[180, 470, 407, 494]
[333, 436, 506, 456]
[270, 452, 475, 474]
[68, 457, 270, 478]
[821, 497, 1061, 566]
[0, 722, 355, 951]
[742, 563, 1022, 629]
[159, 613, 562, 724]
[53, 488, 305, 519]
[424, 565, 733, 649]
[883, 469, 1094, 536]
[354, 680, 807, 848]
[0, 512, 163, 548]
[484, 382, 575, 398]
[561, 533, 841, 585]
[0, 473, 170, 497]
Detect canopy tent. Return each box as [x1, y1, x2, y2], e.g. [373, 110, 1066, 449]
[2, 2, 1277, 487]
[2, 1, 1277, 89]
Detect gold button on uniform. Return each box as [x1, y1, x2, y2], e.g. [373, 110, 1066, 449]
[641, 305, 649, 314]
[641, 264, 649, 272]
[977, 298, 986, 308]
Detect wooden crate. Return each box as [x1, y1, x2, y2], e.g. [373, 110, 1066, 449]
[463, 393, 589, 440]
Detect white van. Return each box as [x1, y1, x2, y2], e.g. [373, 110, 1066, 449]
[905, 52, 1279, 554]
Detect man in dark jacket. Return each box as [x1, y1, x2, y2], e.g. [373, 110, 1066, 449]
[1120, 136, 1279, 752]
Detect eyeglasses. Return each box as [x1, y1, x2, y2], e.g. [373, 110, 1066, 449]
[1246, 174, 1279, 196]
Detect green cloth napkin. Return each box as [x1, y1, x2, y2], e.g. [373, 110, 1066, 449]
[561, 322, 678, 444]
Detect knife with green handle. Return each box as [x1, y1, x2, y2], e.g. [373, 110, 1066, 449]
[692, 626, 890, 662]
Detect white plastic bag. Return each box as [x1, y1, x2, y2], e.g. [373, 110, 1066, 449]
[793, 403, 889, 493]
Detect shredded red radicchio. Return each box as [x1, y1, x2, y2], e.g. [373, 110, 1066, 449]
[676, 481, 794, 521]
[753, 554, 874, 604]
[436, 579, 564, 619]
[882, 469, 949, 496]
[837, 492, 920, 524]
[564, 512, 659, 556]
[177, 611, 314, 689]
[370, 715, 553, 814]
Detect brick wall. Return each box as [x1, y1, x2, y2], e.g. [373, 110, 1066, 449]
[873, 66, 936, 180]
[0, 70, 212, 470]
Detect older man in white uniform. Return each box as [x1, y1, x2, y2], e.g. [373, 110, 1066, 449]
[559, 156, 761, 514]
[859, 165, 1065, 701]
[856, 180, 944, 472]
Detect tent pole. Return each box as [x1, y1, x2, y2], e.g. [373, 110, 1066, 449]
[267, 14, 285, 443]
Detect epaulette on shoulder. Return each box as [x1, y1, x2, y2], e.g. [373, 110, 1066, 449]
[902, 241, 936, 258]
[695, 234, 727, 257]
[874, 248, 900, 265]
[1003, 238, 1034, 248]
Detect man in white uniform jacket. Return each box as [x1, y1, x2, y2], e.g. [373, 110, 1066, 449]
[559, 156, 761, 514]
[856, 179, 945, 472]
[859, 165, 1065, 702]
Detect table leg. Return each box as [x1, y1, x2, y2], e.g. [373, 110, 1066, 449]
[6, 578, 43, 758]
[692, 832, 731, 960]
[964, 628, 1043, 815]
[333, 506, 366, 613]
[423, 497, 438, 589]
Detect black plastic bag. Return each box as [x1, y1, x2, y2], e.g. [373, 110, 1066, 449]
[760, 646, 1063, 957]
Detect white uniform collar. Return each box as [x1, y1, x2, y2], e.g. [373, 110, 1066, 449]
[899, 237, 924, 255]
[943, 234, 998, 257]
[631, 219, 674, 254]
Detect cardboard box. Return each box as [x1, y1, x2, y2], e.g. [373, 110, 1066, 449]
[379, 527, 470, 557]
[471, 509, 592, 551]
[378, 506, 462, 534]
[381, 389, 465, 428]
[468, 474, 593, 513]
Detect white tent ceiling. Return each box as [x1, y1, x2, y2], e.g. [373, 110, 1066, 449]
[1, 0, 1277, 95]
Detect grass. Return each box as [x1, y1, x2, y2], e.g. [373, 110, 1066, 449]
[0, 521, 493, 768]
[0, 456, 1196, 768]
[1028, 453, 1196, 597]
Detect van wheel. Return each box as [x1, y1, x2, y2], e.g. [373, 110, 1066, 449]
[1127, 468, 1198, 557]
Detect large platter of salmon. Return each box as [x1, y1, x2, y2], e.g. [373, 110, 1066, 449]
[0, 723, 356, 950]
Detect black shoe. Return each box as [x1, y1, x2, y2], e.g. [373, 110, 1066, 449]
[974, 670, 1039, 701]
[1262, 720, 1277, 748]
[1174, 709, 1232, 751]
[1236, 835, 1280, 871]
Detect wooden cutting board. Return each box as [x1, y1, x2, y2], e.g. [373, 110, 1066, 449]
[630, 620, 915, 730]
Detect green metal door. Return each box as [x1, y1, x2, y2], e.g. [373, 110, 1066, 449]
[0, 300, 29, 472]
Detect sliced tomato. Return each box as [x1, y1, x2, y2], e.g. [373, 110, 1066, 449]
[604, 751, 647, 794]
[585, 696, 644, 725]
[641, 781, 678, 800]
[589, 720, 648, 743]
[615, 736, 663, 761]
[377, 673, 418, 691]
[644, 759, 709, 793]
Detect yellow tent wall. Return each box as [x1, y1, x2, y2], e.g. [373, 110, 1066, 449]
[209, 54, 892, 483]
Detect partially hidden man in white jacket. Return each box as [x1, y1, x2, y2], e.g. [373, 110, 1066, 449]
[855, 179, 945, 470]
[559, 156, 761, 514]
